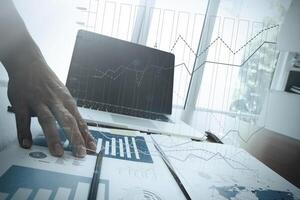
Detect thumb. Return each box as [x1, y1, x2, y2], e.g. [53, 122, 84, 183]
[15, 107, 32, 149]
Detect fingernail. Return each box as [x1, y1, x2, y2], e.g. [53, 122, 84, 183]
[22, 139, 32, 149]
[53, 143, 64, 157]
[73, 145, 86, 158]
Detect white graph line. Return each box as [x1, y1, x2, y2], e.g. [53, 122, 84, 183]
[75, 24, 278, 89]
[170, 24, 279, 57]
[157, 141, 252, 171]
[88, 40, 276, 86]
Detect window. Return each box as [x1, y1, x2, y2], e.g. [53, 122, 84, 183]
[71, 0, 292, 143]
[74, 0, 141, 41]
[192, 0, 291, 143]
[145, 0, 209, 106]
[73, 0, 209, 107]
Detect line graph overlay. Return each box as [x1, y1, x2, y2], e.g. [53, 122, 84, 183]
[201, 111, 267, 145]
[170, 24, 278, 58]
[91, 61, 172, 86]
[172, 40, 277, 78]
[72, 37, 277, 114]
[152, 134, 300, 200]
[171, 24, 279, 146]
[72, 1, 279, 147]
[72, 39, 276, 85]
[170, 23, 279, 107]
[153, 135, 253, 171]
[67, 31, 174, 114]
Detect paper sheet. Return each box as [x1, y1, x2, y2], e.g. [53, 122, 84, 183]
[0, 127, 186, 200]
[152, 134, 300, 200]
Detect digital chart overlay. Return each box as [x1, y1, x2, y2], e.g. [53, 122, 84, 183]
[33, 130, 153, 164]
[0, 165, 109, 200]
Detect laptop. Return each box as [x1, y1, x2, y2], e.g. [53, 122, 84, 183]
[66, 30, 205, 140]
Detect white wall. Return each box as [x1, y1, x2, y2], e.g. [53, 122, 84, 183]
[267, 0, 300, 141]
[12, 0, 77, 83]
[278, 0, 300, 52]
[265, 90, 300, 140]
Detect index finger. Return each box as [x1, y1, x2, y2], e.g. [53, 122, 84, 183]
[64, 99, 96, 153]
[50, 103, 87, 158]
[14, 106, 32, 149]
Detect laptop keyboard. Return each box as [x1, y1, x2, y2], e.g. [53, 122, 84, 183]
[77, 100, 170, 122]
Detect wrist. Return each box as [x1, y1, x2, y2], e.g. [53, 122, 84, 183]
[2, 35, 44, 78]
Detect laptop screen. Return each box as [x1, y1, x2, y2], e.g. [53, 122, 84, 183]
[66, 30, 174, 114]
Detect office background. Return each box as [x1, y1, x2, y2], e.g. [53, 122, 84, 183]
[0, 0, 299, 187]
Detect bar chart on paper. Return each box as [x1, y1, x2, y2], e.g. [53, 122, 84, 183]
[33, 130, 153, 164]
[0, 165, 109, 200]
[90, 130, 153, 164]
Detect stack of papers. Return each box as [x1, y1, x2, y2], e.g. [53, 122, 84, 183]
[0, 127, 299, 200]
[153, 134, 300, 200]
[0, 127, 185, 200]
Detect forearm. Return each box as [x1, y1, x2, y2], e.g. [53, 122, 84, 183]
[0, 0, 43, 76]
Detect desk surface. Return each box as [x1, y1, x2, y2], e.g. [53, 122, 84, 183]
[0, 126, 299, 200]
[1, 80, 300, 200]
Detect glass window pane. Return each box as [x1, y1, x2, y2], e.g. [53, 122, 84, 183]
[146, 0, 209, 106]
[193, 0, 291, 144]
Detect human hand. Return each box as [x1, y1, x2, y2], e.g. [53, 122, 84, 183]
[4, 45, 96, 157]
